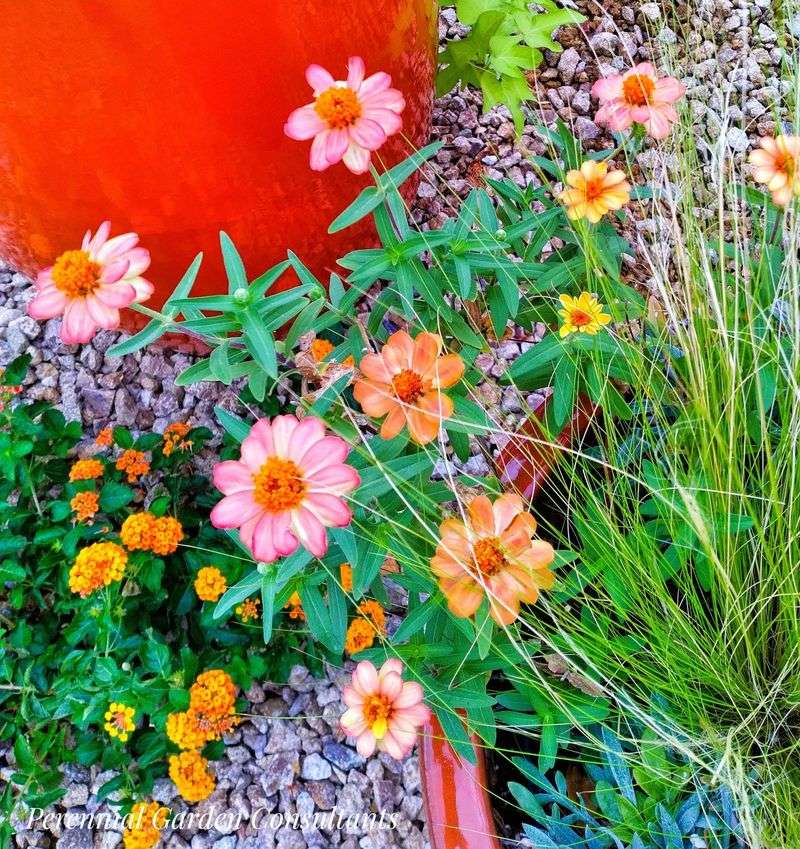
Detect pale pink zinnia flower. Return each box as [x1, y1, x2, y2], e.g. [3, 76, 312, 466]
[284, 56, 405, 174]
[341, 659, 431, 759]
[592, 63, 685, 140]
[27, 221, 153, 344]
[748, 136, 800, 207]
[210, 415, 360, 563]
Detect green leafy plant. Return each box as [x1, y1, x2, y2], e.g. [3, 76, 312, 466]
[438, 1, 585, 129]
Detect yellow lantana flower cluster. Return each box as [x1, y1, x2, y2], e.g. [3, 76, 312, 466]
[194, 566, 227, 602]
[69, 542, 128, 598]
[120, 512, 183, 555]
[104, 702, 136, 743]
[122, 801, 168, 849]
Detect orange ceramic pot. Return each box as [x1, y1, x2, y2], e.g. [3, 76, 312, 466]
[0, 1, 437, 307]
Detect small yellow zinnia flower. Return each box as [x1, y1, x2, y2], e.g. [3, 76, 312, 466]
[236, 597, 261, 623]
[345, 618, 376, 655]
[558, 292, 612, 338]
[71, 490, 99, 522]
[123, 800, 168, 849]
[69, 458, 104, 482]
[194, 567, 227, 602]
[168, 750, 216, 803]
[558, 160, 631, 223]
[69, 542, 128, 597]
[104, 702, 136, 743]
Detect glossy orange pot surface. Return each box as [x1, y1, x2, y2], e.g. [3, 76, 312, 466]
[0, 1, 436, 306]
[419, 716, 502, 849]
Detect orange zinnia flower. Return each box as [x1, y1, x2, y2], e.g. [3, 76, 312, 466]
[558, 160, 631, 224]
[353, 330, 464, 445]
[430, 494, 555, 626]
[748, 135, 800, 207]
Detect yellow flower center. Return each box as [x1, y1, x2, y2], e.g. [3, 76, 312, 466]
[51, 249, 102, 297]
[622, 74, 655, 107]
[473, 536, 508, 577]
[363, 694, 392, 738]
[569, 308, 592, 327]
[393, 369, 424, 404]
[315, 85, 362, 130]
[252, 457, 307, 511]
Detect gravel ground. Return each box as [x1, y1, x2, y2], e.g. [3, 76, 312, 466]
[5, 666, 427, 849]
[2, 3, 794, 847]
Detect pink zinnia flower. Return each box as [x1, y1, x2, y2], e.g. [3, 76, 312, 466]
[341, 659, 431, 759]
[284, 56, 405, 174]
[210, 415, 360, 563]
[592, 63, 685, 140]
[27, 221, 153, 344]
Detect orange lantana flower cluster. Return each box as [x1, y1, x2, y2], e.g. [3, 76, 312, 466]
[162, 421, 192, 457]
[344, 599, 386, 655]
[194, 566, 227, 602]
[120, 512, 183, 555]
[95, 426, 114, 447]
[236, 597, 261, 623]
[165, 668, 240, 750]
[68, 542, 128, 597]
[168, 750, 216, 803]
[122, 800, 168, 849]
[69, 458, 104, 482]
[70, 490, 99, 523]
[284, 591, 305, 621]
[116, 449, 150, 483]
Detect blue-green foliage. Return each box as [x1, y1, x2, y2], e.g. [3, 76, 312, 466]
[509, 724, 744, 849]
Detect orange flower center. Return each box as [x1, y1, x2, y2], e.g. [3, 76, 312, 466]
[112, 712, 128, 729]
[570, 309, 592, 326]
[393, 369, 424, 404]
[473, 537, 508, 577]
[363, 694, 392, 735]
[622, 74, 655, 107]
[252, 457, 307, 511]
[51, 249, 102, 297]
[315, 86, 362, 130]
[775, 149, 796, 178]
